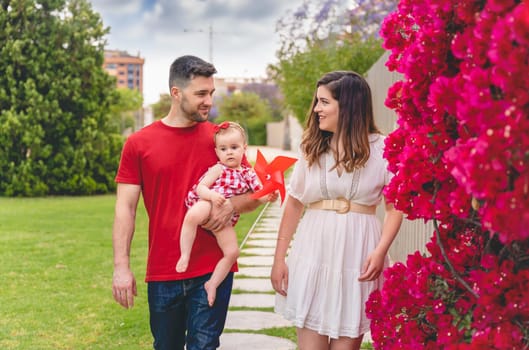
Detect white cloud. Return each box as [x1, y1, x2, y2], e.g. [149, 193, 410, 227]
[89, 0, 303, 105]
[90, 0, 142, 15]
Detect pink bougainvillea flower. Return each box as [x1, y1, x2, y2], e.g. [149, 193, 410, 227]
[369, 0, 529, 347]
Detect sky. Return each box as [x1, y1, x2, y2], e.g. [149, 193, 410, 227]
[89, 0, 305, 105]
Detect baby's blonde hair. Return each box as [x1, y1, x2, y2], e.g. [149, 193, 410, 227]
[213, 121, 247, 144]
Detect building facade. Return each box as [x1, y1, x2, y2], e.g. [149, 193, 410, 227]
[103, 50, 144, 93]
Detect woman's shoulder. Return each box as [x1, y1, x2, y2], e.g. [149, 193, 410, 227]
[369, 133, 386, 145]
[369, 133, 387, 155]
[369, 133, 385, 142]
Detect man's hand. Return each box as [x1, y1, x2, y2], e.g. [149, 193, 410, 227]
[112, 266, 137, 309]
[259, 191, 279, 203]
[201, 199, 234, 232]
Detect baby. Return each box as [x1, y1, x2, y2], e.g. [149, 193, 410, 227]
[176, 121, 273, 306]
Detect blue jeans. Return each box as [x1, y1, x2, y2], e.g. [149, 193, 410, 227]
[148, 273, 233, 350]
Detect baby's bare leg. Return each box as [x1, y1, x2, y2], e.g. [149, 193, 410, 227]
[204, 226, 239, 306]
[176, 200, 212, 272]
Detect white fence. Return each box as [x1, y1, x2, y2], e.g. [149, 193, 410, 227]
[367, 51, 433, 263]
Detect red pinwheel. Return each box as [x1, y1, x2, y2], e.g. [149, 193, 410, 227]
[251, 149, 297, 204]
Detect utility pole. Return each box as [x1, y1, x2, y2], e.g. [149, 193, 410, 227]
[208, 24, 213, 64]
[183, 24, 215, 63]
[283, 114, 291, 151]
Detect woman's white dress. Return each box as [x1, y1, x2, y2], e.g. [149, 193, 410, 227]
[275, 134, 391, 339]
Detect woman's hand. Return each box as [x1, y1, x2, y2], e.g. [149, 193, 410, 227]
[271, 259, 289, 296]
[358, 250, 385, 282]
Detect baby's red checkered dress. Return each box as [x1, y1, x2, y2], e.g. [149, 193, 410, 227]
[185, 163, 262, 225]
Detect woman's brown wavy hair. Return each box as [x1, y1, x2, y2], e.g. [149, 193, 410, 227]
[300, 71, 380, 172]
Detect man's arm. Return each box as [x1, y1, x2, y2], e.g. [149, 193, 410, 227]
[230, 192, 263, 213]
[204, 190, 279, 232]
[112, 183, 141, 309]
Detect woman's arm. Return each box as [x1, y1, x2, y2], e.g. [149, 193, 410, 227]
[270, 195, 304, 296]
[376, 200, 403, 256]
[358, 198, 403, 281]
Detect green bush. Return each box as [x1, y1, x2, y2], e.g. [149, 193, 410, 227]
[216, 92, 273, 145]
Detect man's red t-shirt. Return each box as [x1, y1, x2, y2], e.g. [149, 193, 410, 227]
[115, 120, 237, 281]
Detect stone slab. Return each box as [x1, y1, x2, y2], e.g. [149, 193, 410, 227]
[263, 209, 282, 215]
[262, 213, 282, 218]
[224, 310, 293, 330]
[238, 255, 274, 267]
[248, 233, 277, 240]
[237, 266, 271, 277]
[233, 278, 273, 292]
[219, 333, 296, 350]
[258, 218, 282, 224]
[242, 247, 276, 256]
[229, 293, 275, 308]
[254, 223, 279, 230]
[245, 239, 278, 248]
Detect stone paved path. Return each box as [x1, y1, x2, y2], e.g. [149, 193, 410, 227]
[219, 201, 297, 350]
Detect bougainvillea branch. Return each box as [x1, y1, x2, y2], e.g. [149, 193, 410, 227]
[433, 218, 478, 299]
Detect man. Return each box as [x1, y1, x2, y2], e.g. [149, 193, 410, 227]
[112, 55, 263, 350]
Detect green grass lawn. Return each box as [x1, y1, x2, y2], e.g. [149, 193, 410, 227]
[0, 196, 373, 349]
[0, 195, 265, 350]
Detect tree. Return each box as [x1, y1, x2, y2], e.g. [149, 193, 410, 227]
[241, 82, 285, 121]
[272, 36, 384, 125]
[216, 92, 273, 145]
[0, 0, 122, 196]
[275, 0, 395, 59]
[151, 93, 171, 120]
[108, 87, 143, 134]
[272, 0, 393, 124]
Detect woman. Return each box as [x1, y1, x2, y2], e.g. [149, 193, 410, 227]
[271, 71, 403, 350]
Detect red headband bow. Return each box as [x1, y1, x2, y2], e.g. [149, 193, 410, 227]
[214, 121, 230, 132]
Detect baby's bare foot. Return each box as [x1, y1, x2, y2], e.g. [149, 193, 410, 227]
[176, 257, 189, 272]
[204, 280, 217, 307]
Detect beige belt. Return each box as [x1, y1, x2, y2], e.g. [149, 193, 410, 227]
[307, 197, 376, 214]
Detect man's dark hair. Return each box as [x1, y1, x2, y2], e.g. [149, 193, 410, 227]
[168, 55, 217, 90]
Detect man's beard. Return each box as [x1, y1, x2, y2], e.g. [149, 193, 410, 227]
[180, 97, 209, 123]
